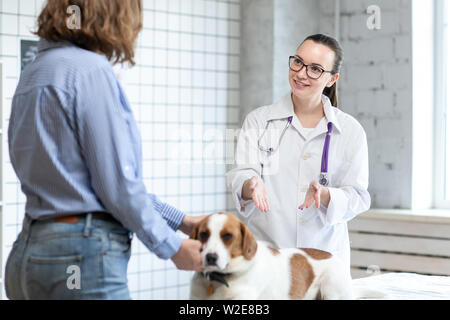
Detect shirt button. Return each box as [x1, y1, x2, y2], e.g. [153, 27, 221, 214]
[300, 185, 308, 192]
[302, 154, 310, 160]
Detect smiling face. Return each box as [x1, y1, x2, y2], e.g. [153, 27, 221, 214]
[289, 40, 340, 102]
[190, 212, 258, 273]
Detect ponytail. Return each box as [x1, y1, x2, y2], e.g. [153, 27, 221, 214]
[323, 82, 338, 108]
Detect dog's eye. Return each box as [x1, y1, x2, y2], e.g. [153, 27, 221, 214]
[199, 231, 209, 241]
[222, 233, 233, 241]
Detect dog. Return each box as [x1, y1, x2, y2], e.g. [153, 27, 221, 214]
[189, 212, 385, 300]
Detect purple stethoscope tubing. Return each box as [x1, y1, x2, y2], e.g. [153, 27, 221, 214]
[257, 117, 333, 186]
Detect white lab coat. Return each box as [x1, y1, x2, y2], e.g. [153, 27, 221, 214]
[226, 93, 370, 270]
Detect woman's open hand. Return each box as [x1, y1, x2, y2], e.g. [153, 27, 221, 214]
[242, 176, 270, 212]
[298, 181, 330, 210]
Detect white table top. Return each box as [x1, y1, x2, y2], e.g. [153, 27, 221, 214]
[353, 272, 450, 300]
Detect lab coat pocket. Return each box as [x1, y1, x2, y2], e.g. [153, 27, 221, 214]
[298, 207, 320, 224]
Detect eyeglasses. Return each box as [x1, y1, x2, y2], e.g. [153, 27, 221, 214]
[289, 56, 333, 79]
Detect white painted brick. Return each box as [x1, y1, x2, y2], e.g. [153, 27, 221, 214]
[381, 62, 411, 90]
[318, 0, 336, 16]
[394, 34, 411, 60]
[355, 89, 395, 117]
[347, 64, 383, 90]
[341, 0, 365, 14]
[342, 37, 394, 63]
[395, 89, 412, 112]
[318, 15, 335, 37]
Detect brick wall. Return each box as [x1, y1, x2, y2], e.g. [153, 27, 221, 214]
[320, 0, 413, 208]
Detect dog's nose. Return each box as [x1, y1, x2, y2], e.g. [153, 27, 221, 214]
[206, 253, 218, 266]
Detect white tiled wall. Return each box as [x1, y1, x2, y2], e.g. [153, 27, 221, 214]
[0, 0, 240, 300]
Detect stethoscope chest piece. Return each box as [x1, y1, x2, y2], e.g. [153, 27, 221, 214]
[319, 173, 329, 186]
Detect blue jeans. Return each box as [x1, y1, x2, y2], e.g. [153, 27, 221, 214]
[5, 213, 133, 300]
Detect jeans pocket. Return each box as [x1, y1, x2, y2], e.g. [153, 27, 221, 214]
[107, 231, 132, 255]
[25, 254, 83, 300]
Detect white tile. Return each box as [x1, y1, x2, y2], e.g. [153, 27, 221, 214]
[139, 272, 152, 291]
[167, 32, 179, 49]
[204, 1, 216, 17]
[19, 15, 36, 37]
[165, 161, 179, 177]
[154, 0, 167, 11]
[204, 89, 215, 105]
[166, 269, 179, 287]
[204, 71, 215, 88]
[154, 30, 168, 48]
[141, 88, 154, 105]
[5, 77, 18, 99]
[167, 50, 180, 68]
[154, 48, 167, 67]
[179, 70, 192, 87]
[216, 19, 228, 36]
[1, 35, 18, 56]
[153, 67, 167, 86]
[1, 1, 18, 14]
[167, 0, 180, 13]
[179, 32, 192, 49]
[154, 86, 167, 103]
[191, 195, 204, 211]
[192, 0, 205, 16]
[205, 195, 216, 211]
[19, 0, 35, 16]
[167, 13, 180, 31]
[217, 2, 229, 19]
[204, 18, 217, 35]
[35, 0, 47, 15]
[154, 12, 168, 30]
[2, 14, 18, 34]
[192, 16, 205, 33]
[4, 225, 19, 247]
[143, 0, 154, 10]
[179, 0, 192, 14]
[192, 70, 204, 87]
[3, 57, 18, 79]
[192, 34, 205, 51]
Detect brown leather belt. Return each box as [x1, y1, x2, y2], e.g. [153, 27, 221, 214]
[54, 212, 115, 224]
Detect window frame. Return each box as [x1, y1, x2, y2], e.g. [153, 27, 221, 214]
[435, 0, 450, 209]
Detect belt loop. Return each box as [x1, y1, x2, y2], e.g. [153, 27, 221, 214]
[83, 213, 92, 237]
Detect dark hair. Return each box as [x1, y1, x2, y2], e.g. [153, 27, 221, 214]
[301, 34, 343, 107]
[35, 0, 143, 66]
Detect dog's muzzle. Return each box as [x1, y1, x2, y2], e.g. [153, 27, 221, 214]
[206, 253, 218, 266]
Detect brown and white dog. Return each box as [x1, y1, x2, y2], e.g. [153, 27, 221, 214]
[189, 212, 384, 300]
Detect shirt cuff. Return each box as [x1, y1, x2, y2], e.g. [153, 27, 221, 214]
[319, 187, 348, 226]
[232, 174, 258, 218]
[137, 228, 182, 260]
[149, 194, 185, 231]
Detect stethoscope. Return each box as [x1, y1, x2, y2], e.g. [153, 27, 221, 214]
[257, 116, 333, 186]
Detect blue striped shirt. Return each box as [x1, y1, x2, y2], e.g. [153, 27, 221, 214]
[8, 39, 184, 259]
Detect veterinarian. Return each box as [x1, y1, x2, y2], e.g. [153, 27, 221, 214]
[226, 34, 370, 270]
[5, 0, 203, 300]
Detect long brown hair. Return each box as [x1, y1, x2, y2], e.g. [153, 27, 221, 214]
[301, 34, 344, 107]
[35, 0, 143, 66]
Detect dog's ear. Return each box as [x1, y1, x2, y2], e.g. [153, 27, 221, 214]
[240, 222, 257, 260]
[190, 220, 201, 240]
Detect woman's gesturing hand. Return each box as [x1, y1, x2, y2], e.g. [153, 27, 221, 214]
[298, 181, 330, 210]
[242, 176, 270, 212]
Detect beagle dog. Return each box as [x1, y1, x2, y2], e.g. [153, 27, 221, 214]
[190, 212, 384, 300]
